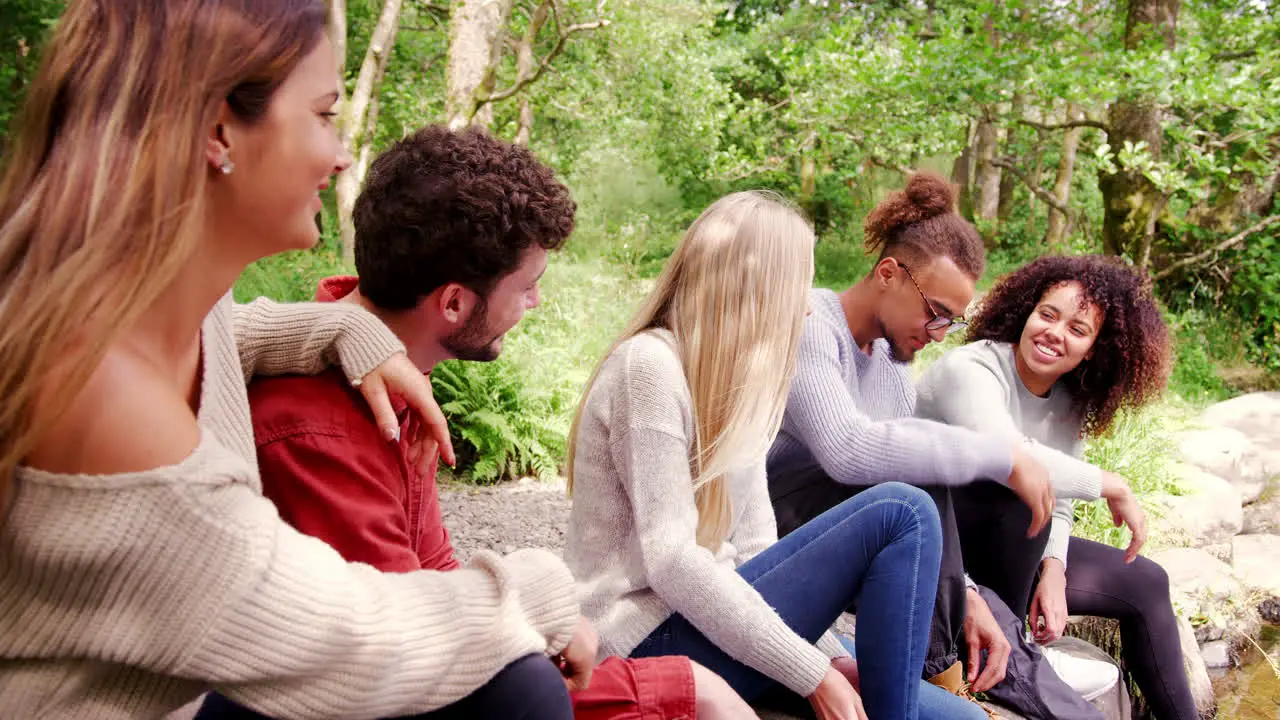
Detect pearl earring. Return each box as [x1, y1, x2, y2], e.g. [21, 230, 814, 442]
[219, 159, 235, 175]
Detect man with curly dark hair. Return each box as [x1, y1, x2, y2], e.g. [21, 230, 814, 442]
[916, 255, 1197, 720]
[196, 126, 751, 720]
[767, 172, 1122, 718]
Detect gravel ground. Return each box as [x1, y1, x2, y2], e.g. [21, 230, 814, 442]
[439, 476, 572, 562]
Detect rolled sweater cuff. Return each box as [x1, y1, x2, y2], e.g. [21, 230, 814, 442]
[1055, 460, 1103, 501]
[481, 549, 581, 655]
[333, 306, 407, 384]
[817, 631, 851, 660]
[1041, 517, 1072, 569]
[755, 619, 834, 696]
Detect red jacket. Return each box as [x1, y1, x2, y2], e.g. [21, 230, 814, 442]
[248, 276, 458, 573]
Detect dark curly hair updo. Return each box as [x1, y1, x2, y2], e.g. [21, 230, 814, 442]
[353, 125, 576, 311]
[967, 255, 1171, 438]
[863, 171, 986, 278]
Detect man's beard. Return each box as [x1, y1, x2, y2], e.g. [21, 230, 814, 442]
[443, 296, 502, 362]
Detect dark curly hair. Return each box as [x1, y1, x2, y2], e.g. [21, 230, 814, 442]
[967, 255, 1171, 438]
[863, 171, 986, 278]
[353, 125, 576, 310]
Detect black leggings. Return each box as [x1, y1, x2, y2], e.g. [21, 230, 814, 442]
[954, 481, 1199, 720]
[193, 654, 572, 720]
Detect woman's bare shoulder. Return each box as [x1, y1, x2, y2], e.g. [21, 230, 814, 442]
[25, 348, 201, 476]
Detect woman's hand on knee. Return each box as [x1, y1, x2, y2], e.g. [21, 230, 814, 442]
[809, 667, 869, 720]
[1030, 559, 1068, 644]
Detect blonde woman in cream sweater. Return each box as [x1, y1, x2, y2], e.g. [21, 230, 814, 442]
[565, 191, 953, 720]
[0, 2, 594, 718]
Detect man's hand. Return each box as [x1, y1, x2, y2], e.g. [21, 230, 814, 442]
[1007, 446, 1054, 538]
[1102, 472, 1147, 563]
[963, 589, 1011, 693]
[556, 616, 599, 692]
[1030, 559, 1069, 644]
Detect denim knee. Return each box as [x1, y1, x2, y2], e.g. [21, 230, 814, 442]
[865, 482, 941, 540]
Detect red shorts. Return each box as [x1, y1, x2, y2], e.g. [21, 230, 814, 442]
[571, 656, 697, 720]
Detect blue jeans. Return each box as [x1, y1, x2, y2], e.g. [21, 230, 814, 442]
[838, 636, 990, 720]
[631, 482, 943, 720]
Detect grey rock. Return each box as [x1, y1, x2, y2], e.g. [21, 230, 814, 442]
[1150, 547, 1258, 644]
[1150, 464, 1243, 548]
[1231, 533, 1280, 622]
[1174, 426, 1273, 504]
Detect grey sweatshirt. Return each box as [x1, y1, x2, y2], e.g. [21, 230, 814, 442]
[767, 289, 1014, 499]
[915, 340, 1103, 565]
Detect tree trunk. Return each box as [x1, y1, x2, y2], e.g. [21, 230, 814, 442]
[1045, 104, 1084, 248]
[512, 1, 553, 146]
[328, 0, 347, 94]
[335, 0, 403, 263]
[951, 121, 977, 220]
[975, 115, 1003, 237]
[445, 0, 514, 130]
[1098, 0, 1178, 257]
[997, 94, 1026, 224]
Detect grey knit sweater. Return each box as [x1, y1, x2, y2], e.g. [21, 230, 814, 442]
[565, 329, 848, 698]
[915, 340, 1103, 565]
[767, 289, 1014, 499]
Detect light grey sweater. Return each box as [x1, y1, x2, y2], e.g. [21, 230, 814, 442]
[768, 289, 1014, 499]
[565, 329, 848, 698]
[915, 340, 1103, 565]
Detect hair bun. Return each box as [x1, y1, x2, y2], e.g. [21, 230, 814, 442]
[903, 172, 955, 220]
[863, 171, 958, 253]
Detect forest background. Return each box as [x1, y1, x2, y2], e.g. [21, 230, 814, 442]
[3, 0, 1278, 546]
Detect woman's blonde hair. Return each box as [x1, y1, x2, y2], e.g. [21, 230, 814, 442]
[567, 191, 815, 551]
[0, 0, 327, 504]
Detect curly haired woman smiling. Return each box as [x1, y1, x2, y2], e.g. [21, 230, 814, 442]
[915, 255, 1197, 719]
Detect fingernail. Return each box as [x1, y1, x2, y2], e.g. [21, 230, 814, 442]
[387, 427, 400, 442]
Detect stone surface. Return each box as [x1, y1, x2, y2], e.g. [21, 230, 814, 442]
[1200, 392, 1280, 441]
[1241, 486, 1280, 534]
[1176, 616, 1218, 718]
[1231, 533, 1280, 622]
[1151, 463, 1243, 548]
[1150, 547, 1258, 643]
[1174, 426, 1273, 504]
[1201, 639, 1233, 669]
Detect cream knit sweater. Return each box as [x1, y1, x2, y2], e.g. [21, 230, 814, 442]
[565, 329, 847, 699]
[0, 294, 579, 719]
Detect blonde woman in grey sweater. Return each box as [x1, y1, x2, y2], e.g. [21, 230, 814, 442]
[565, 191, 950, 720]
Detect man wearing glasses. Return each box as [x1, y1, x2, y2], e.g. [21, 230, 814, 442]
[766, 173, 1097, 717]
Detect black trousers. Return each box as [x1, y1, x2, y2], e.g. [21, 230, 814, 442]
[774, 476, 1198, 720]
[193, 654, 573, 720]
[955, 481, 1200, 720]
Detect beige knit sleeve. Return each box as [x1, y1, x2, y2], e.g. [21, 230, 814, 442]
[230, 294, 405, 385]
[172, 478, 578, 718]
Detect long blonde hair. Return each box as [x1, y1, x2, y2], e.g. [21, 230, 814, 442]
[567, 191, 815, 550]
[0, 0, 327, 503]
